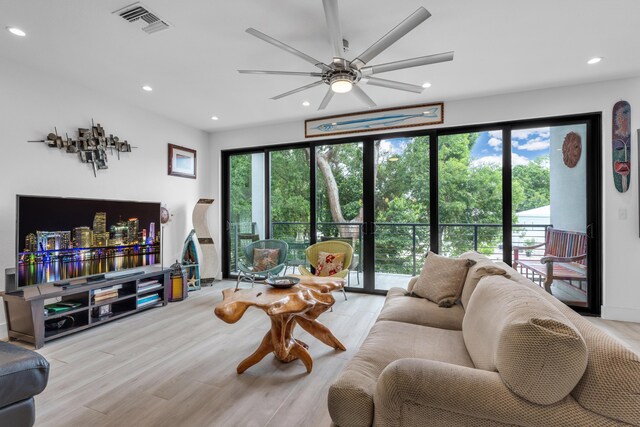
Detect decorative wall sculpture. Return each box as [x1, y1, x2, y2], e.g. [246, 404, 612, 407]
[562, 131, 582, 168]
[29, 120, 133, 177]
[612, 101, 631, 192]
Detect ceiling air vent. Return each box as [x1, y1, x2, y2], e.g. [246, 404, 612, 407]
[113, 2, 170, 34]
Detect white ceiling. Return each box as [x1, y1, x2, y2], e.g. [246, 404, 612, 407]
[2, 0, 640, 132]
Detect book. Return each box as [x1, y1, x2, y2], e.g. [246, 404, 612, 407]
[137, 293, 161, 308]
[92, 284, 123, 295]
[137, 280, 159, 289]
[94, 291, 119, 302]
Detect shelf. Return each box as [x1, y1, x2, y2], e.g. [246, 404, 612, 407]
[90, 309, 137, 325]
[3, 267, 170, 349]
[44, 306, 89, 320]
[92, 293, 137, 307]
[45, 324, 91, 341]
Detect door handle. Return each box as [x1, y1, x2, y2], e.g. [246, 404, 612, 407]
[586, 223, 594, 239]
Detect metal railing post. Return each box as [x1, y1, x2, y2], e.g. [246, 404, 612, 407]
[473, 225, 479, 251]
[412, 225, 417, 276]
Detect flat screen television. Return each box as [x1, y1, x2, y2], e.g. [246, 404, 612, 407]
[16, 195, 161, 288]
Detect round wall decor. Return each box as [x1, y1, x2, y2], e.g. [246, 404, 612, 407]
[562, 131, 582, 168]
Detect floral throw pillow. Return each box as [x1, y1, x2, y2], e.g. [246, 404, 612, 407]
[315, 251, 345, 277]
[252, 248, 280, 272]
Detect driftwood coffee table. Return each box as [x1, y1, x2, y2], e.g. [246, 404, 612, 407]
[214, 275, 346, 374]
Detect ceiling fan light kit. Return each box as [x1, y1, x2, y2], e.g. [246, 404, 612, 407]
[239, 0, 454, 110]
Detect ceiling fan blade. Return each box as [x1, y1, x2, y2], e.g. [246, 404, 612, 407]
[364, 77, 423, 93]
[350, 7, 431, 70]
[246, 28, 332, 72]
[271, 80, 325, 100]
[322, 0, 344, 60]
[318, 88, 335, 110]
[361, 51, 454, 76]
[351, 85, 377, 108]
[238, 70, 324, 77]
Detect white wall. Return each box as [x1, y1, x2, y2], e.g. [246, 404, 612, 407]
[210, 75, 640, 323]
[0, 60, 212, 337]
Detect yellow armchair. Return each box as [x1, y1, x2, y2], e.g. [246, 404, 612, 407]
[298, 240, 353, 300]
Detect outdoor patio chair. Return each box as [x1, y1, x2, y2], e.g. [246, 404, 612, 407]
[298, 240, 352, 300]
[235, 239, 288, 290]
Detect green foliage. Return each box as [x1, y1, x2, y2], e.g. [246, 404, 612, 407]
[229, 134, 550, 275]
[512, 156, 550, 212]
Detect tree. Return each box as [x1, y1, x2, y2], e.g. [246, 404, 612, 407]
[231, 133, 550, 274]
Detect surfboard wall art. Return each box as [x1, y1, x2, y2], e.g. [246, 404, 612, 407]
[305, 102, 444, 138]
[612, 100, 631, 193]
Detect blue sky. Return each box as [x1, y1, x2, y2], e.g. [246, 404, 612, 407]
[380, 129, 551, 167]
[471, 128, 551, 167]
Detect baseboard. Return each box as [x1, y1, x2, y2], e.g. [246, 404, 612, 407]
[601, 305, 640, 323]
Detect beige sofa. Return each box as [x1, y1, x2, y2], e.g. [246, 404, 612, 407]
[328, 251, 640, 426]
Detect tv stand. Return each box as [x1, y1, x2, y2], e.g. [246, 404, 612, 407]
[1, 266, 170, 349]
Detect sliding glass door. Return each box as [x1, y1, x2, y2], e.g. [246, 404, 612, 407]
[315, 142, 364, 288]
[510, 124, 590, 307]
[269, 148, 310, 274]
[222, 113, 601, 313]
[438, 131, 503, 259]
[226, 152, 264, 275]
[372, 136, 430, 291]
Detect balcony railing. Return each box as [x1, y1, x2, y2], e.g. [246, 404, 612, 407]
[228, 221, 551, 276]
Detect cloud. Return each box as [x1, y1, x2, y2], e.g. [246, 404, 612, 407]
[379, 139, 407, 155]
[472, 155, 501, 167]
[515, 138, 550, 151]
[511, 127, 550, 140]
[472, 153, 530, 167]
[487, 137, 502, 151]
[511, 153, 530, 166]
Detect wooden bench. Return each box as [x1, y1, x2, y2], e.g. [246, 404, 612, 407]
[513, 227, 587, 294]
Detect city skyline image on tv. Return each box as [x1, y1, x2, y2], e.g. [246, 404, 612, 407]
[17, 195, 161, 287]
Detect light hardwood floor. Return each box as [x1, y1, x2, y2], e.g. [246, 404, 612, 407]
[33, 281, 384, 427]
[31, 281, 640, 427]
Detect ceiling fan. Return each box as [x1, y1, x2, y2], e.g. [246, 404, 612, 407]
[238, 0, 454, 110]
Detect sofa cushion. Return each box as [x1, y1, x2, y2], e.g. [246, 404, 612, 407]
[378, 287, 464, 330]
[0, 342, 49, 408]
[328, 320, 473, 427]
[496, 265, 640, 424]
[412, 251, 474, 307]
[462, 275, 588, 405]
[459, 260, 509, 311]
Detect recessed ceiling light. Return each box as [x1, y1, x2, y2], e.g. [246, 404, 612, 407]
[142, 85, 153, 92]
[302, 101, 310, 107]
[587, 57, 602, 65]
[422, 82, 432, 88]
[211, 116, 219, 121]
[7, 27, 26, 37]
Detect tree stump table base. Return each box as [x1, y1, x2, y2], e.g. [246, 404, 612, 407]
[215, 276, 346, 374]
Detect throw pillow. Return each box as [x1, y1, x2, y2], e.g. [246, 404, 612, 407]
[412, 251, 474, 307]
[459, 258, 509, 310]
[315, 251, 345, 277]
[252, 248, 280, 272]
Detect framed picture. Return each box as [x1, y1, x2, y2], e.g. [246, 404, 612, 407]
[168, 143, 197, 179]
[305, 102, 444, 138]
